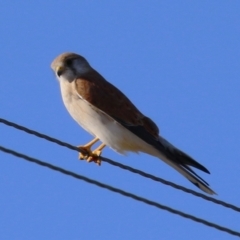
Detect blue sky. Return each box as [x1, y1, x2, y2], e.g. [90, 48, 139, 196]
[0, 1, 240, 239]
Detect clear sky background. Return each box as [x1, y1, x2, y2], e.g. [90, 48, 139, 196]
[0, 1, 239, 239]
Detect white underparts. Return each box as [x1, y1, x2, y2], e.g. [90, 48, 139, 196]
[59, 77, 157, 155]
[58, 76, 215, 195]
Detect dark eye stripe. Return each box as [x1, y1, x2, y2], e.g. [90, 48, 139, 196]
[65, 59, 72, 67]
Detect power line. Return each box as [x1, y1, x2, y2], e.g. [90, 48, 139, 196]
[0, 118, 240, 213]
[0, 145, 240, 238]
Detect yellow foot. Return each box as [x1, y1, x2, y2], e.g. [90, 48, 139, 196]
[77, 141, 106, 166]
[86, 149, 102, 166]
[77, 137, 99, 160]
[77, 146, 92, 160]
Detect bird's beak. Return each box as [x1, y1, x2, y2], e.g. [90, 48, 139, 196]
[56, 66, 65, 77]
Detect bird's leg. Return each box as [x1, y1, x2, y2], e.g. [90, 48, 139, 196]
[86, 143, 106, 166]
[77, 137, 99, 160]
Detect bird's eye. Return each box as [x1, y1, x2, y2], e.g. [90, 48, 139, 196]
[65, 59, 72, 67]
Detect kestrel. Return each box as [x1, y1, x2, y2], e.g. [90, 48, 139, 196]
[51, 52, 215, 195]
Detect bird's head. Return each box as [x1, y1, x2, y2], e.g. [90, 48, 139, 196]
[51, 52, 91, 81]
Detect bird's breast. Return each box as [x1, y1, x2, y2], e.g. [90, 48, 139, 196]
[59, 79, 98, 135]
[58, 78, 155, 155]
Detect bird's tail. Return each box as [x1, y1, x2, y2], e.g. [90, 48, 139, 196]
[155, 136, 216, 195]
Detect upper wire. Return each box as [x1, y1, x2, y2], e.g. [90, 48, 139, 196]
[0, 117, 240, 213]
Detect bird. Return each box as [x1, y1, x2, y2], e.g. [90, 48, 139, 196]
[51, 52, 215, 195]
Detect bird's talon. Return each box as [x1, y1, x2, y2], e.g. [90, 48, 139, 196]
[78, 146, 91, 160]
[77, 141, 105, 166]
[86, 150, 102, 166]
[79, 153, 86, 160]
